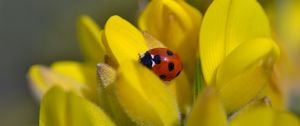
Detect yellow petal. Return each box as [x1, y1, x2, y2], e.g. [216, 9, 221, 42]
[143, 31, 166, 49]
[51, 61, 98, 103]
[139, 0, 202, 80]
[103, 15, 148, 66]
[142, 18, 193, 115]
[97, 63, 117, 88]
[229, 106, 274, 126]
[40, 86, 116, 126]
[186, 87, 227, 126]
[51, 61, 94, 88]
[114, 61, 180, 126]
[216, 38, 280, 112]
[139, 0, 200, 43]
[273, 111, 300, 126]
[229, 97, 272, 121]
[229, 104, 300, 126]
[216, 38, 279, 85]
[278, 0, 300, 50]
[138, 0, 164, 36]
[264, 72, 285, 110]
[167, 70, 192, 115]
[77, 15, 105, 64]
[200, 0, 271, 85]
[96, 63, 136, 126]
[27, 64, 91, 102]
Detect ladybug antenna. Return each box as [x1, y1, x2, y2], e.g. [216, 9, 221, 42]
[138, 53, 145, 59]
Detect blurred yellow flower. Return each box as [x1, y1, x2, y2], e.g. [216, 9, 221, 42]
[40, 86, 116, 126]
[275, 0, 300, 117]
[27, 15, 104, 103]
[27, 0, 300, 126]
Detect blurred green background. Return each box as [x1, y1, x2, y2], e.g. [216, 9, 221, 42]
[0, 0, 138, 125]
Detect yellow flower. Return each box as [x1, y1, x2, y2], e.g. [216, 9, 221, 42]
[137, 0, 202, 114]
[27, 0, 300, 126]
[34, 12, 196, 125]
[199, 0, 280, 112]
[99, 16, 180, 125]
[28, 11, 192, 126]
[27, 15, 104, 103]
[27, 62, 98, 103]
[138, 0, 202, 82]
[187, 88, 300, 126]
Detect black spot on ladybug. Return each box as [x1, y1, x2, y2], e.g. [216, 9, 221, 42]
[153, 55, 161, 64]
[175, 71, 181, 77]
[160, 75, 166, 79]
[166, 50, 173, 56]
[140, 52, 152, 69]
[168, 62, 174, 71]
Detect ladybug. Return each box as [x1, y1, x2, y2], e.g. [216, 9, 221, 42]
[139, 48, 183, 81]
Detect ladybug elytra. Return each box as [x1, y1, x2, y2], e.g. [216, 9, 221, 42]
[139, 48, 183, 81]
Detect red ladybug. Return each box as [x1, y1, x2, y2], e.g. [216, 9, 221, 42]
[139, 48, 183, 81]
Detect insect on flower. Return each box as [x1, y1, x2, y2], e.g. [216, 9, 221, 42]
[139, 48, 183, 81]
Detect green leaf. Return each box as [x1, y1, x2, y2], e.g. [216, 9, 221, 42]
[193, 55, 205, 101]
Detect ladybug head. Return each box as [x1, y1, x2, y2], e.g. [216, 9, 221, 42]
[139, 51, 153, 69]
